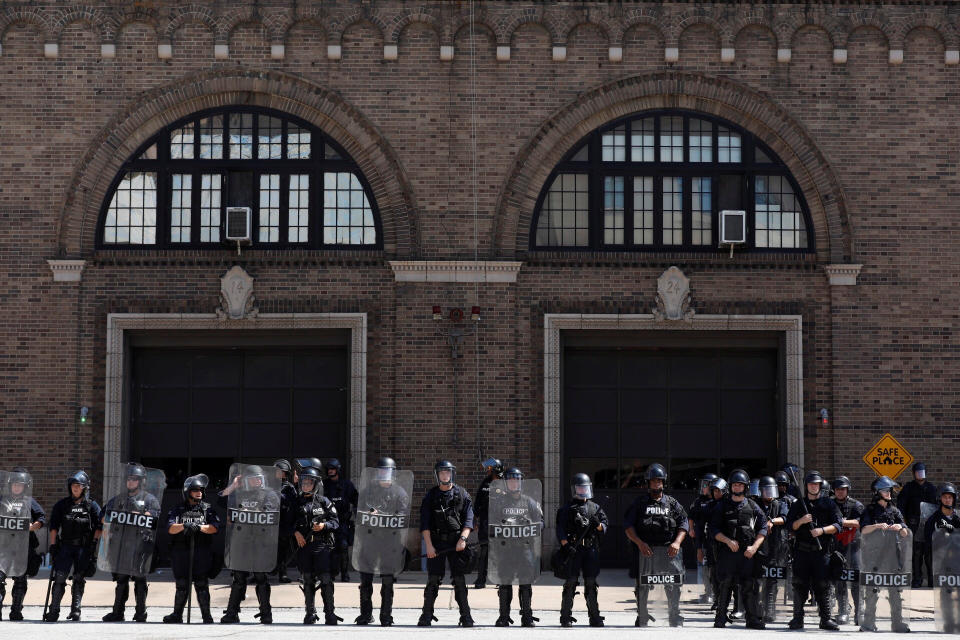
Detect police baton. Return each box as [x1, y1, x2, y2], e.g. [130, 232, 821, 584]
[42, 552, 55, 620]
[788, 468, 822, 551]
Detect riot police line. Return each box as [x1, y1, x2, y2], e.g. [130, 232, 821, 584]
[0, 458, 957, 630]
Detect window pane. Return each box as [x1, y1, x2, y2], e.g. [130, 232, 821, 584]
[692, 177, 712, 245]
[258, 116, 283, 160]
[199, 116, 223, 159]
[601, 126, 625, 162]
[139, 143, 158, 160]
[718, 127, 741, 163]
[535, 173, 589, 247]
[170, 174, 192, 243]
[200, 174, 222, 242]
[570, 144, 589, 162]
[633, 176, 654, 245]
[103, 172, 158, 245]
[323, 172, 375, 245]
[288, 174, 309, 243]
[603, 176, 624, 245]
[689, 119, 712, 163]
[170, 125, 194, 159]
[755, 175, 806, 248]
[288, 125, 311, 159]
[660, 116, 683, 162]
[662, 177, 683, 245]
[258, 174, 280, 242]
[630, 118, 654, 162]
[229, 113, 253, 159]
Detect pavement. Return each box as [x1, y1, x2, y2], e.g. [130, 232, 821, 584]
[4, 568, 941, 638]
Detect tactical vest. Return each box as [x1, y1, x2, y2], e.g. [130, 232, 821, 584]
[302, 496, 337, 546]
[865, 502, 900, 526]
[637, 497, 678, 546]
[567, 500, 600, 547]
[721, 497, 759, 545]
[429, 486, 465, 540]
[60, 500, 95, 545]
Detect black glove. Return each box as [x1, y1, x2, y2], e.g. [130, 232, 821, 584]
[573, 511, 590, 531]
[48, 542, 60, 562]
[588, 515, 602, 530]
[944, 523, 955, 534]
[182, 521, 198, 535]
[84, 542, 99, 577]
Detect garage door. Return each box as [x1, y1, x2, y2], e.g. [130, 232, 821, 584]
[563, 347, 780, 567]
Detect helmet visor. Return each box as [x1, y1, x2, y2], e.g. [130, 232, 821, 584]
[761, 485, 778, 500]
[573, 482, 593, 500]
[506, 476, 523, 493]
[299, 476, 317, 494]
[376, 467, 395, 484]
[435, 468, 455, 486]
[699, 478, 713, 493]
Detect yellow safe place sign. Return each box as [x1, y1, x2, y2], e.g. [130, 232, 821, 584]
[862, 433, 914, 480]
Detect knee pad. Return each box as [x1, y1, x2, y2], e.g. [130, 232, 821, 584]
[54, 571, 69, 585]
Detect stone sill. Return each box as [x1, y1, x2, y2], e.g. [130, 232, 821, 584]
[522, 250, 820, 269]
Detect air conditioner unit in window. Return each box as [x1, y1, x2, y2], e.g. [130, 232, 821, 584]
[720, 210, 746, 258]
[225, 206, 251, 254]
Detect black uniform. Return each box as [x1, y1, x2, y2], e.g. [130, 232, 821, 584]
[834, 495, 865, 624]
[758, 497, 789, 623]
[356, 480, 410, 626]
[625, 493, 687, 626]
[294, 493, 340, 624]
[897, 479, 938, 587]
[786, 494, 842, 628]
[101, 489, 162, 622]
[474, 475, 494, 587]
[689, 493, 716, 603]
[418, 484, 475, 626]
[47, 496, 102, 621]
[323, 475, 358, 581]
[0, 492, 44, 620]
[710, 496, 768, 627]
[222, 487, 281, 624]
[859, 501, 910, 631]
[165, 499, 220, 623]
[556, 498, 608, 626]
[926, 508, 960, 633]
[276, 479, 298, 582]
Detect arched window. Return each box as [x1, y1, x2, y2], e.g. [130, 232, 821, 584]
[531, 110, 813, 252]
[98, 107, 381, 249]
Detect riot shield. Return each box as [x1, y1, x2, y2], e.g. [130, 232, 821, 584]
[835, 529, 861, 625]
[352, 468, 414, 576]
[933, 528, 960, 633]
[488, 478, 543, 586]
[0, 470, 33, 577]
[224, 463, 282, 573]
[636, 545, 684, 626]
[760, 519, 792, 623]
[859, 528, 912, 632]
[920, 502, 938, 536]
[97, 467, 166, 577]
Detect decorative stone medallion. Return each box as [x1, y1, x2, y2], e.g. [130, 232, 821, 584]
[217, 265, 258, 320]
[653, 266, 694, 321]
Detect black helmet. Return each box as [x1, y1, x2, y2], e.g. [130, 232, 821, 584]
[273, 459, 292, 482]
[728, 469, 750, 487]
[299, 466, 322, 495]
[832, 476, 851, 491]
[774, 471, 790, 485]
[759, 476, 778, 500]
[571, 473, 593, 500]
[871, 475, 897, 499]
[67, 470, 90, 495]
[182, 474, 209, 501]
[804, 470, 823, 485]
[698, 472, 719, 492]
[124, 462, 146, 492]
[941, 483, 958, 506]
[504, 467, 524, 492]
[376, 457, 397, 470]
[710, 478, 728, 495]
[482, 457, 504, 477]
[325, 458, 342, 473]
[913, 462, 926, 473]
[7, 471, 30, 494]
[434, 460, 456, 486]
[646, 463, 667, 482]
[242, 465, 266, 491]
[375, 457, 397, 484]
[294, 457, 323, 473]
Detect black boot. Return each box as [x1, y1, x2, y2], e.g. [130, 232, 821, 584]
[103, 579, 129, 621]
[891, 588, 910, 633]
[418, 575, 440, 626]
[789, 583, 807, 629]
[9, 579, 26, 621]
[495, 584, 513, 626]
[220, 579, 244, 623]
[714, 580, 733, 627]
[814, 580, 839, 630]
[255, 581, 272, 624]
[519, 584, 538, 627]
[44, 576, 67, 622]
[302, 574, 319, 624]
[163, 580, 189, 623]
[560, 581, 577, 627]
[762, 579, 778, 623]
[320, 579, 341, 625]
[196, 582, 214, 623]
[743, 580, 765, 629]
[132, 579, 148, 622]
[339, 551, 350, 582]
[584, 577, 604, 627]
[356, 573, 374, 624]
[380, 576, 395, 626]
[66, 580, 84, 621]
[453, 574, 474, 627]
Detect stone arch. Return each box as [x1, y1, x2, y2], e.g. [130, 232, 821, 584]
[387, 8, 441, 45]
[56, 70, 419, 259]
[0, 6, 54, 42]
[493, 72, 853, 263]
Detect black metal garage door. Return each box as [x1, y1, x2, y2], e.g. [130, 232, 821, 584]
[563, 346, 780, 567]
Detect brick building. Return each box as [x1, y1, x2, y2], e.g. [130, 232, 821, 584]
[1, 1, 958, 565]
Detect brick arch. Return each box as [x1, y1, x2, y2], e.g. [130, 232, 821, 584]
[386, 8, 441, 45]
[327, 8, 388, 45]
[217, 6, 259, 43]
[162, 4, 217, 41]
[52, 6, 110, 43]
[281, 11, 330, 43]
[498, 11, 561, 47]
[839, 9, 893, 49]
[892, 14, 955, 50]
[56, 70, 419, 258]
[0, 6, 54, 42]
[731, 12, 780, 50]
[674, 11, 732, 48]
[114, 5, 160, 40]
[493, 72, 852, 263]
[622, 9, 668, 45]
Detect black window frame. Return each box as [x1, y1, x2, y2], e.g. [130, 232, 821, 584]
[96, 106, 383, 251]
[530, 109, 815, 254]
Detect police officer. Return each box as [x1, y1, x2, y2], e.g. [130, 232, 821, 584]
[780, 464, 804, 501]
[556, 473, 608, 627]
[475, 456, 503, 589]
[786, 470, 842, 630]
[294, 466, 340, 625]
[323, 459, 358, 583]
[832, 476, 864, 625]
[708, 477, 729, 612]
[221, 465, 280, 624]
[689, 473, 718, 605]
[897, 462, 938, 587]
[757, 475, 788, 624]
[163, 474, 219, 624]
[775, 471, 798, 507]
[0, 469, 44, 621]
[710, 469, 767, 630]
[44, 471, 101, 622]
[624, 463, 687, 627]
[860, 476, 910, 633]
[273, 459, 297, 584]
[926, 483, 960, 633]
[494, 467, 543, 628]
[419, 460, 475, 627]
[356, 457, 410, 627]
[101, 463, 162, 622]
